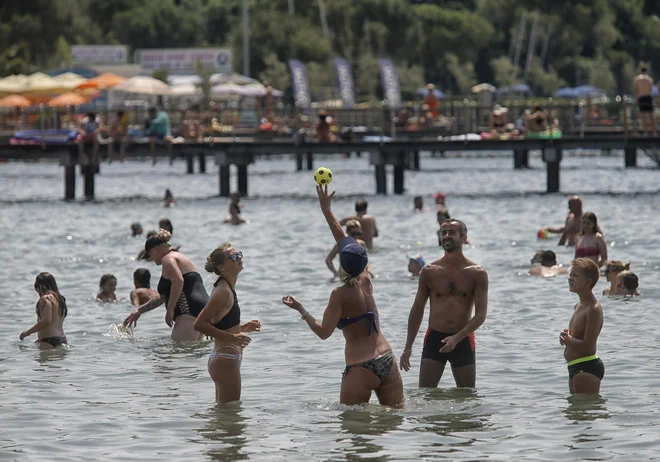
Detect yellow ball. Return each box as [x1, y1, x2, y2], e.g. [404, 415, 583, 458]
[314, 167, 333, 185]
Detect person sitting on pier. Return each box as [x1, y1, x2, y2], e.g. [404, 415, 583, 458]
[145, 107, 173, 165]
[633, 66, 656, 136]
[489, 104, 508, 137]
[164, 189, 176, 208]
[108, 110, 129, 163]
[424, 84, 439, 118]
[541, 195, 583, 246]
[314, 110, 337, 143]
[340, 199, 378, 250]
[225, 192, 248, 225]
[77, 112, 101, 166]
[529, 250, 568, 277]
[525, 105, 548, 134]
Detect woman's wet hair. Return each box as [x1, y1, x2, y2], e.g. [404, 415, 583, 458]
[606, 260, 630, 276]
[34, 272, 67, 318]
[99, 274, 117, 289]
[133, 268, 151, 288]
[345, 219, 362, 236]
[339, 265, 360, 288]
[581, 212, 599, 234]
[205, 242, 233, 275]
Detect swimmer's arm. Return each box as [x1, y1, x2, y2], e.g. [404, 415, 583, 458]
[453, 268, 489, 342]
[137, 295, 165, 314]
[162, 258, 184, 315]
[596, 235, 608, 267]
[303, 289, 342, 340]
[325, 245, 339, 275]
[404, 268, 431, 350]
[565, 306, 602, 353]
[24, 298, 53, 336]
[194, 288, 235, 341]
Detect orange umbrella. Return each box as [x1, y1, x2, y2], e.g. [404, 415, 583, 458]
[75, 72, 126, 91]
[0, 94, 32, 108]
[47, 92, 87, 107]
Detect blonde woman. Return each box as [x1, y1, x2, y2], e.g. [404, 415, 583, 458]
[194, 243, 260, 404]
[20, 273, 68, 348]
[123, 230, 208, 341]
[282, 186, 403, 407]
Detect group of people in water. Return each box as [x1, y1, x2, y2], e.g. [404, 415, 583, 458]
[21, 186, 637, 407]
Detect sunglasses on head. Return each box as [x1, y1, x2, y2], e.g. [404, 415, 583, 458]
[229, 251, 243, 262]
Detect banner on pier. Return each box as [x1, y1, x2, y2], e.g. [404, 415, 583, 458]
[288, 59, 311, 109]
[334, 57, 356, 108]
[378, 58, 402, 108]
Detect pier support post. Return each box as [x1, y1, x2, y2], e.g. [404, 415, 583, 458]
[219, 166, 230, 197]
[296, 153, 303, 171]
[543, 146, 562, 193]
[624, 147, 637, 168]
[65, 166, 76, 200]
[393, 165, 405, 194]
[375, 165, 387, 195]
[82, 165, 95, 200]
[413, 151, 420, 171]
[237, 165, 248, 196]
[306, 152, 313, 171]
[198, 153, 206, 173]
[514, 149, 529, 169]
[186, 154, 194, 174]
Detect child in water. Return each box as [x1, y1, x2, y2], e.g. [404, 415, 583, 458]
[97, 274, 117, 302]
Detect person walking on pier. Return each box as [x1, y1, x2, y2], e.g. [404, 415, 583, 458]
[400, 219, 489, 388]
[634, 67, 656, 136]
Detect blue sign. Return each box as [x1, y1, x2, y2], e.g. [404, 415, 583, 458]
[288, 59, 311, 109]
[378, 58, 402, 108]
[334, 57, 356, 108]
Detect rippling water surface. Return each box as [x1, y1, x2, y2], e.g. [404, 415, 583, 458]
[1, 152, 659, 461]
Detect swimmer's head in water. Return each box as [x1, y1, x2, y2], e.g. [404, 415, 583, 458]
[620, 271, 639, 292]
[569, 258, 599, 292]
[531, 250, 544, 264]
[440, 219, 467, 252]
[158, 218, 173, 234]
[131, 222, 143, 237]
[338, 236, 368, 280]
[133, 268, 151, 288]
[408, 254, 425, 275]
[141, 230, 172, 264]
[345, 219, 362, 237]
[581, 212, 598, 235]
[414, 196, 424, 210]
[99, 274, 117, 293]
[205, 242, 243, 278]
[541, 250, 557, 267]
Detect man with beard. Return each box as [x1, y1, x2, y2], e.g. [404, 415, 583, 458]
[399, 219, 489, 388]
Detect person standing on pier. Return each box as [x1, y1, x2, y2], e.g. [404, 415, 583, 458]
[400, 219, 489, 388]
[145, 107, 174, 165]
[633, 67, 656, 137]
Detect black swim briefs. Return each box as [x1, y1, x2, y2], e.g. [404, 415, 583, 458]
[421, 328, 475, 367]
[568, 356, 604, 381]
[638, 95, 654, 113]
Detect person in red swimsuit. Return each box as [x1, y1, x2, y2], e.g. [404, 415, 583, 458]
[574, 212, 608, 268]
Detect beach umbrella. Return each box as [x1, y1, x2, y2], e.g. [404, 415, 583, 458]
[573, 85, 606, 97]
[22, 72, 62, 93]
[112, 76, 171, 95]
[211, 83, 254, 97]
[170, 83, 200, 96]
[416, 87, 446, 99]
[47, 92, 87, 107]
[53, 72, 87, 91]
[472, 83, 496, 93]
[556, 87, 579, 98]
[0, 94, 31, 108]
[497, 84, 532, 94]
[75, 72, 126, 91]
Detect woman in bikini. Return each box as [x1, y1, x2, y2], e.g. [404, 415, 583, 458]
[123, 230, 209, 341]
[193, 243, 260, 404]
[20, 272, 68, 349]
[282, 185, 404, 407]
[602, 260, 630, 295]
[574, 212, 608, 268]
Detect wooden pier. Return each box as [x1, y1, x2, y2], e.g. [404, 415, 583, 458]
[0, 136, 658, 200]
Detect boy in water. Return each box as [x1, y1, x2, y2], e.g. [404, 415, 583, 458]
[559, 258, 604, 394]
[615, 271, 640, 297]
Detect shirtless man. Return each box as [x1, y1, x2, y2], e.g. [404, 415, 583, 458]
[560, 258, 604, 394]
[400, 219, 489, 388]
[340, 199, 378, 250]
[529, 250, 568, 277]
[542, 195, 582, 246]
[633, 67, 656, 136]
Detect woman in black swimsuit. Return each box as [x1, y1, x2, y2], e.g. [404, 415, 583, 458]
[123, 230, 209, 341]
[282, 186, 404, 407]
[194, 243, 260, 404]
[20, 273, 68, 349]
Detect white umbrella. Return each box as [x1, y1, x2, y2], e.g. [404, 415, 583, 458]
[112, 76, 171, 95]
[211, 83, 253, 97]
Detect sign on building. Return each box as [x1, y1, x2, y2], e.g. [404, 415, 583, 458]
[136, 48, 232, 73]
[71, 45, 129, 65]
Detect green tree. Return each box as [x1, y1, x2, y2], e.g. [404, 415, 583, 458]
[258, 53, 291, 94]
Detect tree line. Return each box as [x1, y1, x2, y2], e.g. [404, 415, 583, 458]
[2, 0, 660, 100]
